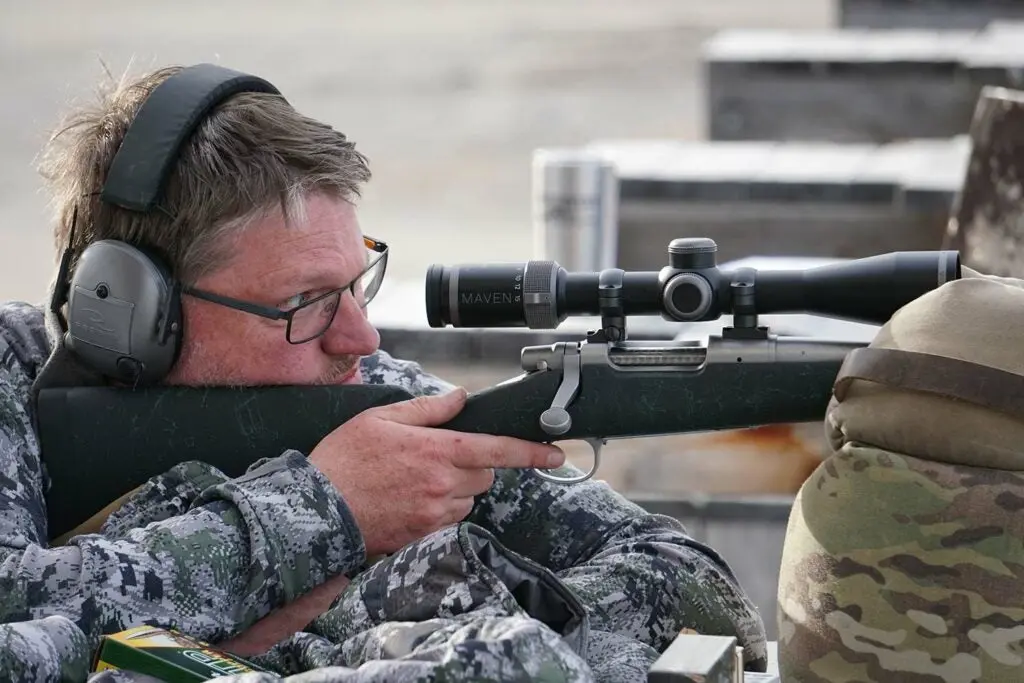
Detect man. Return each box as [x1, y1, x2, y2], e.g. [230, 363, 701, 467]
[0, 64, 767, 681]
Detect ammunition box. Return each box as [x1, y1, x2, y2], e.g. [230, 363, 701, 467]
[92, 625, 267, 681]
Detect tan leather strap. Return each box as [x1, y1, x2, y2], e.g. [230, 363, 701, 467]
[834, 347, 1024, 422]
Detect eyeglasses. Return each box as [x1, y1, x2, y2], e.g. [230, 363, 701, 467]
[181, 236, 388, 344]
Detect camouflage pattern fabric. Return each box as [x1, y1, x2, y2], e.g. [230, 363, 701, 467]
[0, 615, 91, 682]
[777, 273, 1024, 682]
[87, 673, 166, 683]
[248, 522, 596, 682]
[0, 300, 767, 682]
[0, 303, 367, 643]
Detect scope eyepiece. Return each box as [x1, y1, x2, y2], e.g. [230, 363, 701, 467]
[426, 262, 568, 329]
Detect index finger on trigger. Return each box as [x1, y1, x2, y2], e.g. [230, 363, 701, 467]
[449, 433, 565, 471]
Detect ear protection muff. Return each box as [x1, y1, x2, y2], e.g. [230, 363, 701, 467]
[52, 63, 284, 386]
[62, 240, 183, 385]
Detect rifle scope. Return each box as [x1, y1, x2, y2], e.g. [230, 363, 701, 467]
[425, 237, 961, 329]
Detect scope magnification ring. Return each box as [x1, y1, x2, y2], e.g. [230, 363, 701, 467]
[523, 261, 559, 329]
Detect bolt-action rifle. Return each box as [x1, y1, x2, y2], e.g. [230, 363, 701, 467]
[36, 238, 962, 541]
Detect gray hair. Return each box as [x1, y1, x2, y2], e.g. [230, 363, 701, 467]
[38, 64, 372, 285]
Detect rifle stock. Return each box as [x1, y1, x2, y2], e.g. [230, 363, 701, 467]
[38, 383, 414, 540]
[37, 335, 858, 540]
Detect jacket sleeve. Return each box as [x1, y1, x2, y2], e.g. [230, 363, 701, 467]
[0, 615, 92, 683]
[0, 309, 367, 648]
[360, 350, 768, 670]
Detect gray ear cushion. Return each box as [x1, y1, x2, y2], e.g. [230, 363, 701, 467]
[65, 240, 182, 384]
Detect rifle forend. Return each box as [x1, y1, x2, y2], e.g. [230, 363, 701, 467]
[36, 238, 962, 540]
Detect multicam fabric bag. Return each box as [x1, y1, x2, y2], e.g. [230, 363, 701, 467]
[778, 269, 1024, 682]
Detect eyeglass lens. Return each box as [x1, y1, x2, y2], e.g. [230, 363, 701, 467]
[287, 253, 387, 343]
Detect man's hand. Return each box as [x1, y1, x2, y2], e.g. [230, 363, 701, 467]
[309, 387, 564, 557]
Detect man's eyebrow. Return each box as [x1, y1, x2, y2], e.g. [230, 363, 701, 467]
[263, 246, 373, 296]
[270, 261, 370, 295]
[264, 271, 335, 296]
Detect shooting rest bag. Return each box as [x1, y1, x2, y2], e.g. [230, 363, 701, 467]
[777, 269, 1024, 683]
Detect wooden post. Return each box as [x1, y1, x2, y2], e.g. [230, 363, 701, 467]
[945, 86, 1024, 276]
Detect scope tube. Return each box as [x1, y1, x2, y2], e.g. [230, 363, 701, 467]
[425, 249, 962, 329]
[733, 250, 961, 325]
[425, 262, 663, 328]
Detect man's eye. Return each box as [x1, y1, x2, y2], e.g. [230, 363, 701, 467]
[283, 292, 313, 309]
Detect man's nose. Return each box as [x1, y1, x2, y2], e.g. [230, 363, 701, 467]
[320, 292, 380, 357]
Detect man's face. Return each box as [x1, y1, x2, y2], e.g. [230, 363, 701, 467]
[165, 193, 381, 387]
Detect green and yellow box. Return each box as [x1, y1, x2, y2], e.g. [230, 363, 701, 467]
[92, 625, 268, 681]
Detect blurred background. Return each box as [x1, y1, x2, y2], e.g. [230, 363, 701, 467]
[1, 0, 835, 304]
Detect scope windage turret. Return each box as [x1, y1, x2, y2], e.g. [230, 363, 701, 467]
[425, 238, 962, 329]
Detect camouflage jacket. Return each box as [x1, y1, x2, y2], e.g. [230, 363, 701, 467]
[0, 300, 767, 682]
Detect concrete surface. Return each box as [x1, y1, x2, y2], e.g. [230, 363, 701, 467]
[586, 136, 969, 268]
[703, 23, 1024, 143]
[1, 0, 835, 305]
[840, 0, 1024, 29]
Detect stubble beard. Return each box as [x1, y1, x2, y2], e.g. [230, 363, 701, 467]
[172, 337, 364, 387]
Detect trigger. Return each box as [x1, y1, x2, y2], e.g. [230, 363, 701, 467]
[531, 437, 605, 485]
[585, 437, 606, 460]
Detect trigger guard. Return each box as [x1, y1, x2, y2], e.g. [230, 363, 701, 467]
[530, 438, 604, 485]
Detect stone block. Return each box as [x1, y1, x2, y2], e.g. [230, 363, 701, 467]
[703, 24, 1024, 143]
[840, 0, 1024, 30]
[582, 137, 970, 270]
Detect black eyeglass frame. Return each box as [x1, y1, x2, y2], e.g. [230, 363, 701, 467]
[181, 236, 389, 345]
